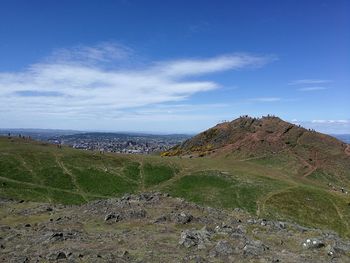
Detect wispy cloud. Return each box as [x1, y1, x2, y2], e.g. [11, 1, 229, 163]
[47, 42, 133, 65]
[248, 97, 281, 102]
[299, 119, 350, 134]
[156, 54, 274, 78]
[14, 90, 65, 97]
[0, 43, 274, 123]
[288, 79, 332, 85]
[287, 119, 350, 134]
[298, 86, 328, 91]
[311, 119, 349, 124]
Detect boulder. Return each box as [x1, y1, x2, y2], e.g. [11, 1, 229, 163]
[210, 240, 233, 257]
[179, 227, 211, 249]
[172, 212, 193, 224]
[49, 232, 64, 242]
[214, 223, 234, 235]
[128, 208, 146, 219]
[104, 212, 122, 222]
[56, 252, 67, 260]
[302, 238, 325, 249]
[333, 240, 350, 254]
[243, 240, 269, 257]
[104, 213, 116, 221]
[154, 215, 167, 223]
[325, 244, 335, 256]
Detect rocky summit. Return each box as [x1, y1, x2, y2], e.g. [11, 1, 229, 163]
[1, 193, 350, 262]
[163, 115, 349, 160]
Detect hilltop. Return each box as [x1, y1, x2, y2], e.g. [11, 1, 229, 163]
[163, 115, 348, 158]
[163, 116, 350, 185]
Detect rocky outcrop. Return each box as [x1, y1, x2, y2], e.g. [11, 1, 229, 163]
[1, 193, 350, 262]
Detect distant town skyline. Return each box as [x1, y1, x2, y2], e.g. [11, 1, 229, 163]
[0, 0, 349, 133]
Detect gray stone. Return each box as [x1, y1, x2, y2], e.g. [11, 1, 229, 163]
[214, 223, 234, 235]
[325, 244, 335, 256]
[104, 213, 116, 221]
[333, 240, 350, 254]
[49, 232, 64, 242]
[172, 211, 193, 224]
[57, 252, 66, 260]
[243, 240, 269, 256]
[128, 208, 146, 219]
[212, 240, 233, 256]
[179, 227, 211, 249]
[302, 238, 325, 249]
[154, 215, 167, 223]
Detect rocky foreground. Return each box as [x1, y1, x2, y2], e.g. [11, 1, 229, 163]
[1, 193, 350, 262]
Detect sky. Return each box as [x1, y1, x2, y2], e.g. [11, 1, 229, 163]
[0, 0, 349, 134]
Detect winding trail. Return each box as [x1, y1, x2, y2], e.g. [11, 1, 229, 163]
[238, 155, 268, 162]
[256, 186, 297, 217]
[303, 166, 318, 178]
[327, 197, 350, 234]
[155, 166, 192, 190]
[54, 154, 89, 202]
[15, 153, 43, 185]
[0, 175, 112, 200]
[139, 159, 145, 192]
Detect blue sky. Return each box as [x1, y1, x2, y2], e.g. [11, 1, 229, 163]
[0, 0, 349, 134]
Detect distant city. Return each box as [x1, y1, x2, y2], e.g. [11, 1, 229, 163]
[1, 129, 349, 155]
[0, 129, 191, 154]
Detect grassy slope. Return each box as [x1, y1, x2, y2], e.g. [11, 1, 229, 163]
[1, 137, 350, 237]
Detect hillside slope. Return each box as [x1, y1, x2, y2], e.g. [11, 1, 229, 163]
[164, 116, 348, 157]
[1, 135, 350, 237]
[163, 116, 350, 186]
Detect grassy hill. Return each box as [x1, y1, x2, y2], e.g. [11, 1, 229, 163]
[1, 131, 350, 237]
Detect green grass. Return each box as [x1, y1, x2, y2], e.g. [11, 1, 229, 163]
[73, 167, 137, 196]
[123, 162, 141, 181]
[48, 189, 86, 204]
[264, 186, 350, 236]
[38, 167, 75, 190]
[164, 170, 289, 213]
[308, 169, 336, 183]
[0, 155, 36, 183]
[1, 137, 350, 237]
[0, 178, 50, 202]
[143, 163, 177, 187]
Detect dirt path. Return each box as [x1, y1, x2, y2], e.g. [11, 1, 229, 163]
[303, 166, 318, 178]
[15, 153, 43, 185]
[154, 167, 192, 190]
[285, 148, 317, 178]
[139, 158, 145, 191]
[257, 186, 297, 217]
[238, 155, 268, 162]
[0, 175, 112, 200]
[54, 154, 89, 202]
[328, 197, 350, 234]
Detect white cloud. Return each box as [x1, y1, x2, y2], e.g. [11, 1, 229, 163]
[157, 54, 274, 78]
[288, 79, 332, 85]
[0, 44, 273, 126]
[298, 86, 327, 91]
[47, 42, 133, 65]
[311, 119, 349, 124]
[299, 119, 350, 134]
[249, 97, 281, 102]
[290, 118, 300, 125]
